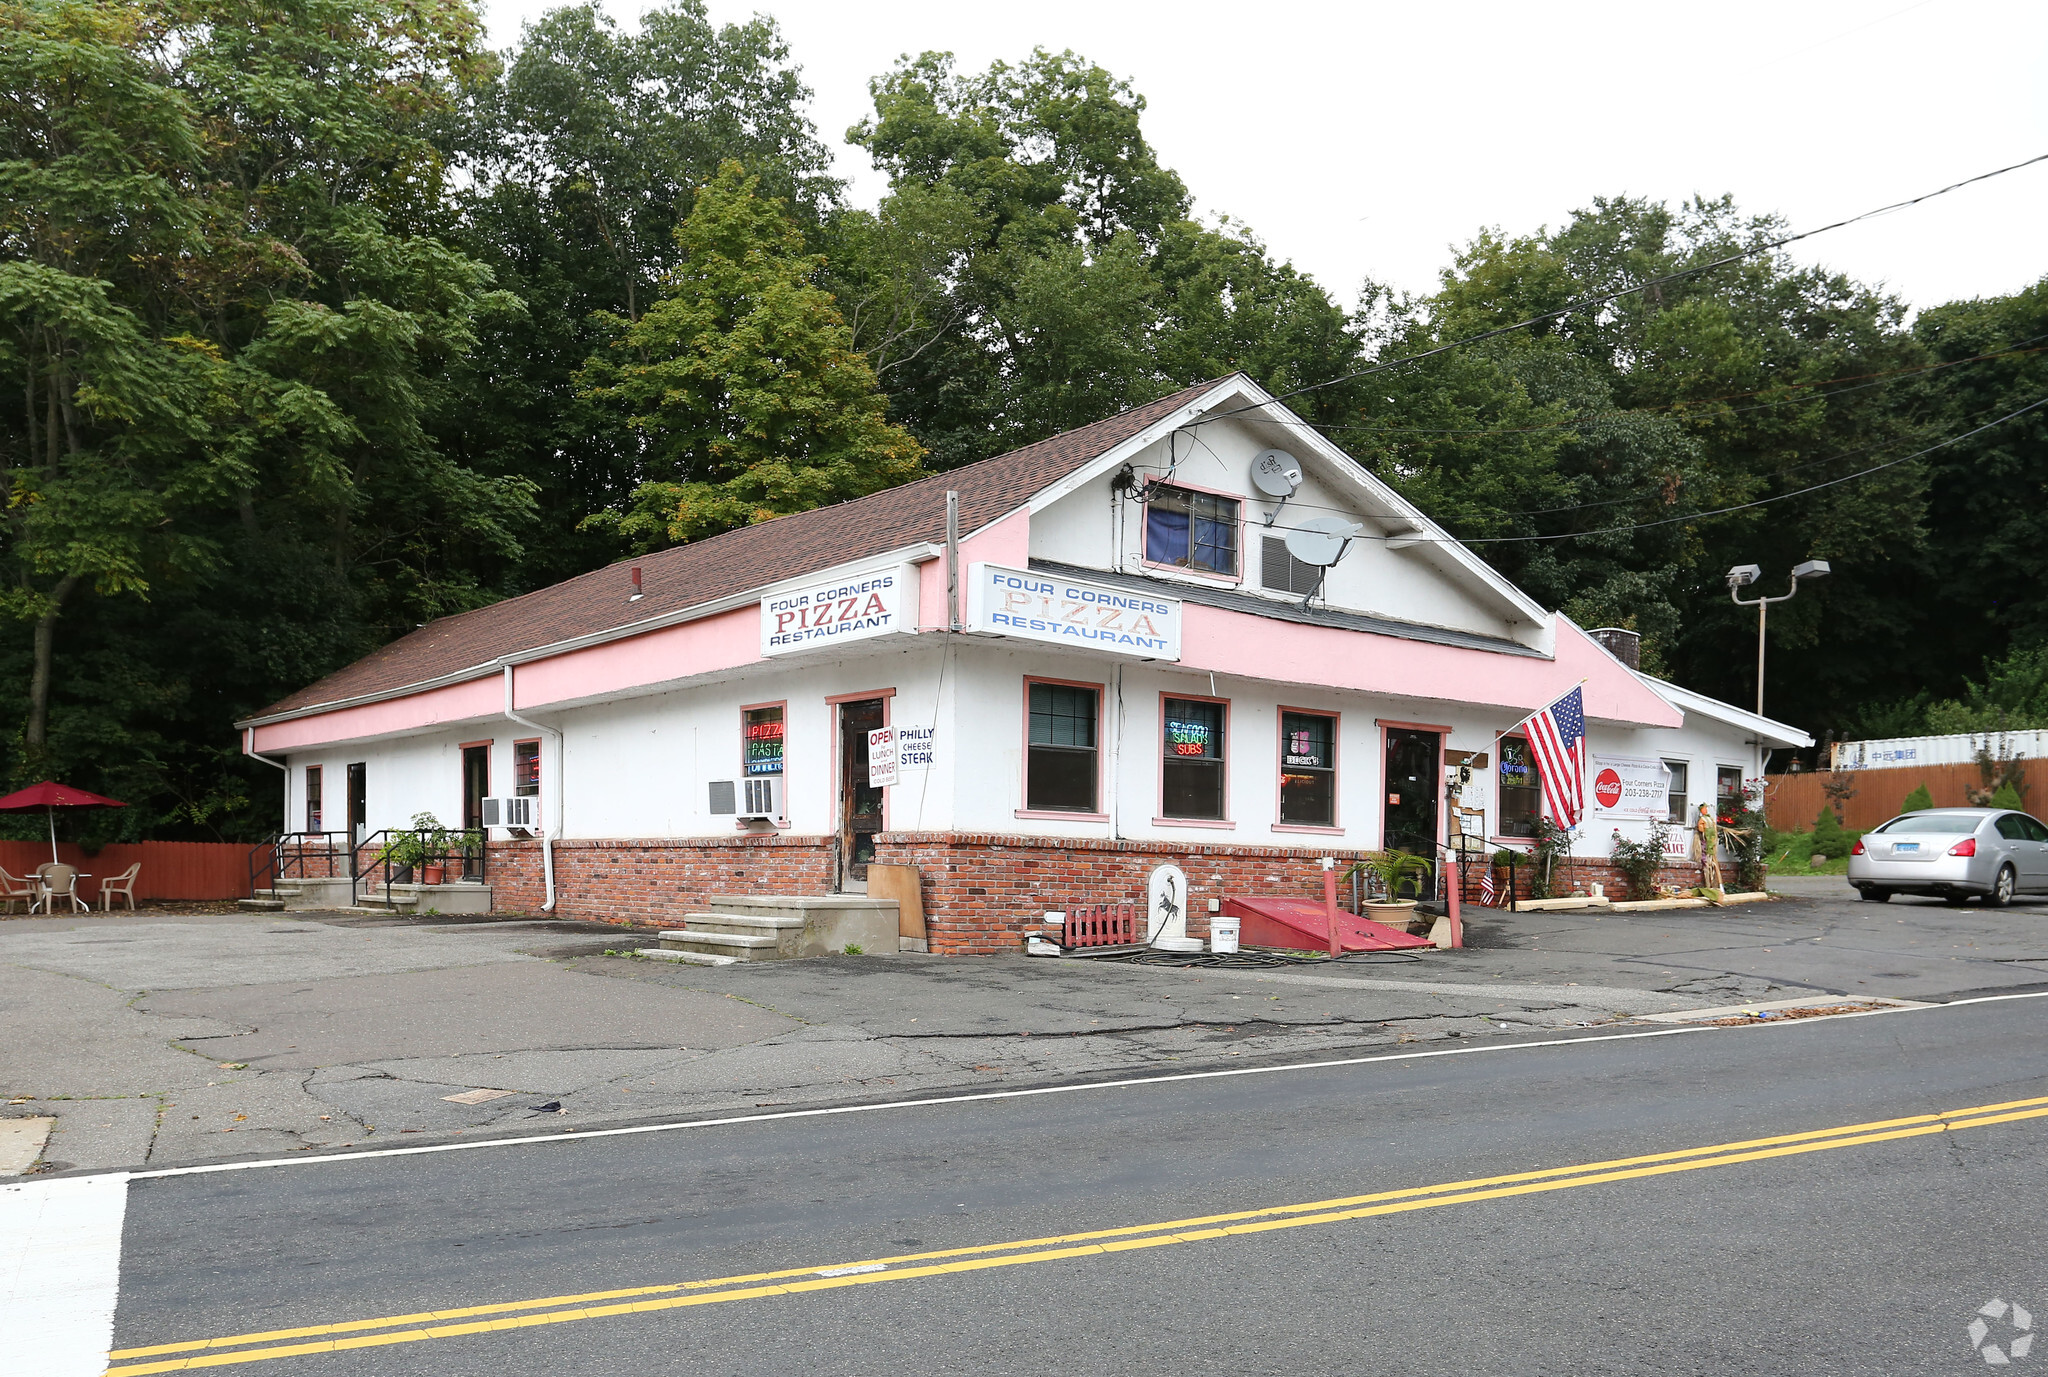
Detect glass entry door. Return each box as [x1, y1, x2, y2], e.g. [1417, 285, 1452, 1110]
[1383, 728, 1441, 861]
[837, 698, 886, 889]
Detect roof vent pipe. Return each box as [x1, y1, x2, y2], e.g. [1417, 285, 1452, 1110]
[629, 566, 643, 602]
[502, 663, 558, 911]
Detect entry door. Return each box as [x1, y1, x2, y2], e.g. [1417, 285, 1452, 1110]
[461, 745, 489, 879]
[1383, 729, 1440, 860]
[347, 763, 367, 847]
[462, 746, 489, 831]
[838, 699, 887, 888]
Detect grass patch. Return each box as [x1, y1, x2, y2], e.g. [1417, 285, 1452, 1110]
[1764, 827, 1864, 876]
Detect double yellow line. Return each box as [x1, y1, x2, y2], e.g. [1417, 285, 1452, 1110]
[107, 1091, 2048, 1374]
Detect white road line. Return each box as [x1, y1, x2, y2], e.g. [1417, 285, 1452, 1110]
[96, 986, 2046, 1183]
[1, 1172, 130, 1377]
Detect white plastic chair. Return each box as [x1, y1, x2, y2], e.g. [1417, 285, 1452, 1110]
[33, 862, 86, 914]
[0, 867, 36, 914]
[99, 862, 140, 911]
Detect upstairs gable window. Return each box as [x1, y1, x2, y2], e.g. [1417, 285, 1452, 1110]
[1145, 485, 1239, 577]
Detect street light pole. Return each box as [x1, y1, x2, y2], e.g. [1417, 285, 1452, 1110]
[1726, 560, 1830, 717]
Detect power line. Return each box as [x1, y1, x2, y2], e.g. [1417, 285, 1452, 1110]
[1188, 151, 2048, 428]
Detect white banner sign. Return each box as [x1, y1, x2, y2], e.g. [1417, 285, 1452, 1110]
[761, 564, 917, 656]
[896, 724, 934, 771]
[967, 563, 1181, 660]
[866, 726, 899, 787]
[1591, 754, 1672, 819]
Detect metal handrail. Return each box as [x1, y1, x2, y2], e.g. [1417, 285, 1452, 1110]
[349, 828, 487, 909]
[246, 831, 349, 899]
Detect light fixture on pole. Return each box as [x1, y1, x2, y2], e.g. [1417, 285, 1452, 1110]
[1727, 559, 1830, 716]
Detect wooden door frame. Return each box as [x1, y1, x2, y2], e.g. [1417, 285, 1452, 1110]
[827, 689, 894, 889]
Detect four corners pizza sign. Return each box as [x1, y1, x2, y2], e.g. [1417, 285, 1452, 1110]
[1591, 754, 1672, 819]
[760, 563, 918, 656]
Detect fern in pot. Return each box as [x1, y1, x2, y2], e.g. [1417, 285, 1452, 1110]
[1348, 851, 1433, 924]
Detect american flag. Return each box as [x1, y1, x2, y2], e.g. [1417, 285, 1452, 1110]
[1479, 866, 1498, 905]
[1524, 686, 1588, 829]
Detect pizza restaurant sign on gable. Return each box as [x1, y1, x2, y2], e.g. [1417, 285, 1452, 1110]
[967, 563, 1182, 661]
[760, 564, 916, 656]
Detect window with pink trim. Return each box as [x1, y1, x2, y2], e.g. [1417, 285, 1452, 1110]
[1163, 697, 1227, 819]
[1145, 485, 1240, 577]
[1027, 681, 1099, 812]
[1279, 711, 1336, 826]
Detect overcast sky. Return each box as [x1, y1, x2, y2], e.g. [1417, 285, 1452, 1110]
[477, 0, 2047, 315]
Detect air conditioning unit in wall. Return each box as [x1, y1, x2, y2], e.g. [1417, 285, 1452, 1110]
[709, 777, 782, 821]
[480, 796, 538, 830]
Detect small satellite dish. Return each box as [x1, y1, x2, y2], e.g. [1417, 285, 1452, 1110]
[1284, 515, 1363, 568]
[1249, 450, 1302, 499]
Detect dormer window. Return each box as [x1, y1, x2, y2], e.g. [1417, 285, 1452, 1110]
[1145, 484, 1240, 577]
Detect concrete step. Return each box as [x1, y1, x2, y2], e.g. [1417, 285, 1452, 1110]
[236, 898, 286, 912]
[636, 948, 739, 967]
[701, 894, 899, 958]
[658, 930, 787, 962]
[684, 910, 804, 933]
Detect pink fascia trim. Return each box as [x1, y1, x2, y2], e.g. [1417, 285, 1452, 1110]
[920, 508, 1030, 629]
[251, 677, 502, 753]
[251, 604, 769, 752]
[1176, 608, 1681, 730]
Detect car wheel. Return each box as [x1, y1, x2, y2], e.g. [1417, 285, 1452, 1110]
[1857, 887, 1891, 903]
[1984, 865, 2017, 908]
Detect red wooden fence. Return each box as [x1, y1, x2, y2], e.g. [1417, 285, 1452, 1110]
[1765, 763, 2031, 833]
[0, 840, 253, 903]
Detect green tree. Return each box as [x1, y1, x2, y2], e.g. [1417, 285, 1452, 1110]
[449, 0, 837, 587]
[1900, 783, 1934, 814]
[0, 0, 532, 837]
[1989, 780, 2024, 811]
[578, 164, 923, 546]
[1811, 805, 1850, 858]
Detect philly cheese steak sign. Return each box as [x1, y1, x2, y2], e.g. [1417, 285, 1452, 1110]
[968, 563, 1182, 660]
[760, 563, 917, 656]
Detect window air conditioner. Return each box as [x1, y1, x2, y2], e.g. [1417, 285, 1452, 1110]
[709, 777, 781, 820]
[480, 796, 537, 830]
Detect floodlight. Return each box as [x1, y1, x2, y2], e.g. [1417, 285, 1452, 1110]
[1726, 563, 1762, 588]
[1791, 559, 1831, 581]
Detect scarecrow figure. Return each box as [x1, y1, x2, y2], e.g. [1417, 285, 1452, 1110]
[1692, 803, 1724, 892]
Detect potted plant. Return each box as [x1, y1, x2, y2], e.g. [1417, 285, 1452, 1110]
[1349, 851, 1433, 924]
[376, 812, 449, 885]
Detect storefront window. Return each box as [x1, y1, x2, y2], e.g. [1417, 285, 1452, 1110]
[1163, 698, 1227, 819]
[514, 740, 541, 797]
[1145, 485, 1240, 577]
[305, 766, 322, 833]
[1499, 736, 1542, 838]
[1663, 760, 1688, 823]
[1027, 681, 1099, 811]
[1716, 765, 1743, 811]
[744, 705, 785, 777]
[1279, 711, 1336, 826]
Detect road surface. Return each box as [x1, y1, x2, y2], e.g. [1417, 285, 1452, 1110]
[35, 990, 2044, 1376]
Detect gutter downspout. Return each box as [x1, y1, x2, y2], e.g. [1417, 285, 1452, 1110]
[244, 727, 289, 835]
[503, 663, 558, 912]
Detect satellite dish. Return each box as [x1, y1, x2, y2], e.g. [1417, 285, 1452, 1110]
[1284, 516, 1363, 568]
[1249, 450, 1302, 499]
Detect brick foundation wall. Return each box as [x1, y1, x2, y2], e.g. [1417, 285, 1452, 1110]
[872, 832, 1382, 956]
[479, 832, 1732, 953]
[1456, 854, 1719, 904]
[487, 835, 838, 927]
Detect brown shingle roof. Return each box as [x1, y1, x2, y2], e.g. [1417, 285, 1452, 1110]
[253, 379, 1231, 719]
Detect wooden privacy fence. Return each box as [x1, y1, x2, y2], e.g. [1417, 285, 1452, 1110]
[0, 840, 250, 903]
[1765, 762, 2031, 832]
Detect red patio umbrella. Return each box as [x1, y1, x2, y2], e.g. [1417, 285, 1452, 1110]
[0, 780, 127, 864]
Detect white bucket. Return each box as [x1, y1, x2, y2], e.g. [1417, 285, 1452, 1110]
[1210, 914, 1241, 954]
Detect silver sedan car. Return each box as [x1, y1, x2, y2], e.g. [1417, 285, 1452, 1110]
[1848, 807, 2048, 906]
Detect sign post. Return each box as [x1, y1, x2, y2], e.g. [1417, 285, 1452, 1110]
[1321, 856, 1340, 958]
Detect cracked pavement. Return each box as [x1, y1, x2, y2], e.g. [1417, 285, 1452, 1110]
[4, 882, 2044, 1173]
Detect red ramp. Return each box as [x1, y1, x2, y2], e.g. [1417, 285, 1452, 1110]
[1221, 896, 1433, 953]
